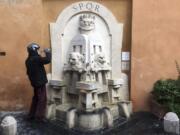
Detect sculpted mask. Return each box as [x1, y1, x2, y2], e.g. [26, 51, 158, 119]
[79, 14, 95, 31]
[68, 52, 84, 72]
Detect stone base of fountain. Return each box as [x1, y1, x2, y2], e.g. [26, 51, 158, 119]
[47, 100, 132, 130]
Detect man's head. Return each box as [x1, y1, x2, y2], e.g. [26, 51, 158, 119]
[27, 43, 40, 56]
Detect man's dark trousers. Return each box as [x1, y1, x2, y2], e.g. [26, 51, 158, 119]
[29, 85, 47, 120]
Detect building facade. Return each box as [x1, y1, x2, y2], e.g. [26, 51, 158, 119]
[0, 0, 179, 112]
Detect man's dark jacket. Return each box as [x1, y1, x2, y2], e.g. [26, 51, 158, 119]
[26, 50, 51, 88]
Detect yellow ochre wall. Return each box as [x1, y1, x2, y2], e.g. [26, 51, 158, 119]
[131, 0, 180, 111]
[1, 0, 180, 112]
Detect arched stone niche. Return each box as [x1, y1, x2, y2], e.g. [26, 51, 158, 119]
[50, 1, 123, 80]
[47, 2, 132, 129]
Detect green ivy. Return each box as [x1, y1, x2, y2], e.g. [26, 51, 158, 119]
[152, 79, 180, 116]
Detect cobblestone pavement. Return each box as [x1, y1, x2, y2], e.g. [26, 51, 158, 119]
[0, 111, 176, 135]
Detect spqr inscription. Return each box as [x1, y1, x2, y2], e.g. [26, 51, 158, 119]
[73, 2, 100, 12]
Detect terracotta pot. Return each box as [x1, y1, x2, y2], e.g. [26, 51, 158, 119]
[150, 99, 168, 119]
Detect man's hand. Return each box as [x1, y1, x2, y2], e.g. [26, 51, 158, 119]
[44, 48, 51, 53]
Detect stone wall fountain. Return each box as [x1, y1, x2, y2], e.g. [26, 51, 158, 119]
[46, 1, 132, 131]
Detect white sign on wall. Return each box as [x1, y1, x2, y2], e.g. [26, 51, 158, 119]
[122, 61, 130, 71]
[122, 52, 130, 61]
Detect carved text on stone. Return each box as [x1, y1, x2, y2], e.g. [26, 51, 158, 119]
[73, 2, 100, 12]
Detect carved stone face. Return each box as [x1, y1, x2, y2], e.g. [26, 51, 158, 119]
[69, 52, 84, 67]
[69, 53, 78, 65]
[95, 53, 106, 64]
[79, 14, 95, 31]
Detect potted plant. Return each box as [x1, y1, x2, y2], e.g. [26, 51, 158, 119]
[150, 61, 180, 118]
[150, 78, 180, 118]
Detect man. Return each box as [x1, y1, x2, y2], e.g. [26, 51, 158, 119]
[25, 43, 51, 122]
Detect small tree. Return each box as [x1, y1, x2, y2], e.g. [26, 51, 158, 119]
[152, 78, 180, 116]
